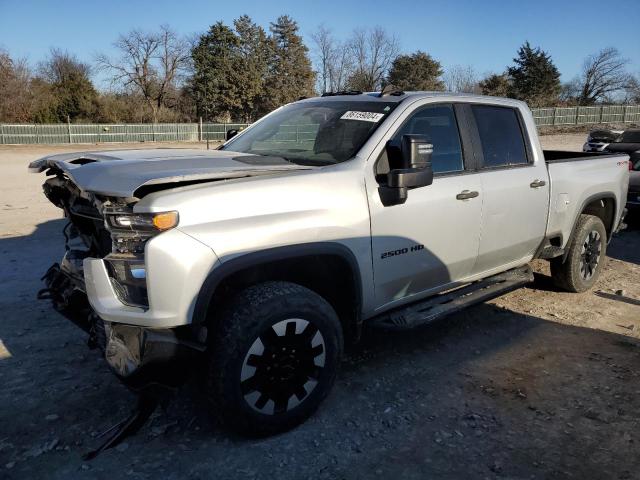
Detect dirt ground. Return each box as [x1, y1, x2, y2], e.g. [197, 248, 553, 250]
[0, 137, 639, 479]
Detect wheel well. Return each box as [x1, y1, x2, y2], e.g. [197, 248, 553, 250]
[206, 254, 361, 341]
[582, 196, 615, 239]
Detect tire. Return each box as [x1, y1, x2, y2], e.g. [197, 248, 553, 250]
[551, 214, 607, 293]
[206, 281, 343, 436]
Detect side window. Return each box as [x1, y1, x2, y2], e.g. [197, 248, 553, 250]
[393, 104, 465, 174]
[471, 105, 528, 168]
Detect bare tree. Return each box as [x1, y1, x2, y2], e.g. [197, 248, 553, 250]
[38, 48, 92, 84]
[311, 25, 334, 93]
[624, 74, 640, 103]
[329, 43, 352, 92]
[311, 25, 354, 93]
[97, 25, 190, 122]
[0, 49, 34, 122]
[577, 47, 630, 105]
[443, 65, 479, 93]
[347, 27, 399, 91]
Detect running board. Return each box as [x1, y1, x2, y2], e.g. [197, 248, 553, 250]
[370, 265, 534, 330]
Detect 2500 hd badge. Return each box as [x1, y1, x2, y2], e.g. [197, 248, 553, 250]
[380, 244, 425, 259]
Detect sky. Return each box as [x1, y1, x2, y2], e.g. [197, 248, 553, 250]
[1, 0, 639, 89]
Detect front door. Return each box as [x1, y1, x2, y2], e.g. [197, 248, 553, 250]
[367, 103, 483, 311]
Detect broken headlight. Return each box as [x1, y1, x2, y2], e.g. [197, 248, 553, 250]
[105, 257, 148, 308]
[102, 208, 178, 307]
[105, 211, 179, 232]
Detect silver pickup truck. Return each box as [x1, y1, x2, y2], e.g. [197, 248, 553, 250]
[32, 92, 629, 440]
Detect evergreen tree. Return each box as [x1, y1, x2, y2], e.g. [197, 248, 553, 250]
[479, 73, 511, 97]
[262, 15, 314, 113]
[507, 42, 561, 107]
[191, 22, 242, 121]
[387, 51, 444, 91]
[233, 15, 270, 121]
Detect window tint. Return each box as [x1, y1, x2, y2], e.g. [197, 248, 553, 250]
[393, 104, 464, 174]
[471, 105, 528, 168]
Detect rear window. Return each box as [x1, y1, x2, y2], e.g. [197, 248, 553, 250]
[471, 105, 528, 168]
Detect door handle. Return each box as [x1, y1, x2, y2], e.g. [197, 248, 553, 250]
[456, 190, 479, 200]
[530, 179, 546, 188]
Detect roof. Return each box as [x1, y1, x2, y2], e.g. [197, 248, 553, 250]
[300, 91, 524, 106]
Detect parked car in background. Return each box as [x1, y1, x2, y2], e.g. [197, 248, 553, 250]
[582, 129, 623, 152]
[604, 129, 640, 212]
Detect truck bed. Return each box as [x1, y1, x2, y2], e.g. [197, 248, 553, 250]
[543, 150, 620, 163]
[544, 151, 629, 248]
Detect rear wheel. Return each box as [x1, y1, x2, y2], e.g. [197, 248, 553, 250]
[551, 214, 607, 293]
[206, 281, 343, 436]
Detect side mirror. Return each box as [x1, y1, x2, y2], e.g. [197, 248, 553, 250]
[379, 134, 434, 207]
[225, 129, 239, 141]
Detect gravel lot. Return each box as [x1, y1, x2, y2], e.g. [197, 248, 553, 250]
[1, 136, 639, 479]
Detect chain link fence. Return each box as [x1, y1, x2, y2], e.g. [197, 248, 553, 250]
[1, 105, 639, 145]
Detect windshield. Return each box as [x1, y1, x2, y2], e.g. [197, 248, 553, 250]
[221, 100, 398, 165]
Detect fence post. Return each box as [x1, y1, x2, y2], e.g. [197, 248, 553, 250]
[0, 124, 4, 145]
[67, 116, 72, 144]
[552, 107, 557, 126]
[199, 117, 203, 142]
[623, 105, 628, 123]
[152, 123, 156, 142]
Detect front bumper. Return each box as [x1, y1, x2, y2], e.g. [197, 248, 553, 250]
[85, 228, 219, 328]
[40, 263, 206, 389]
[104, 322, 204, 390]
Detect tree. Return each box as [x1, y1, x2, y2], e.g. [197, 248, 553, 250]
[386, 51, 444, 91]
[575, 48, 630, 105]
[191, 21, 243, 121]
[311, 25, 335, 93]
[97, 25, 190, 122]
[479, 73, 511, 97]
[346, 27, 399, 91]
[262, 15, 315, 113]
[37, 48, 98, 122]
[0, 49, 34, 122]
[443, 65, 478, 93]
[625, 75, 640, 104]
[507, 42, 561, 107]
[234, 15, 270, 121]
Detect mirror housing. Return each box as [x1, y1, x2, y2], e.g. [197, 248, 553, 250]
[225, 129, 239, 141]
[379, 134, 434, 207]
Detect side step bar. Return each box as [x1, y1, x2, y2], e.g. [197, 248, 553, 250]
[370, 265, 534, 330]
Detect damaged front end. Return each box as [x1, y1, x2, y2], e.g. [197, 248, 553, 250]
[37, 169, 204, 392]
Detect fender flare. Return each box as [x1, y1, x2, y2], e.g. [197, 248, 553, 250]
[191, 242, 363, 326]
[562, 192, 617, 262]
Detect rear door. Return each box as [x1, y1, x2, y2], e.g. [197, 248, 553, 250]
[470, 104, 549, 273]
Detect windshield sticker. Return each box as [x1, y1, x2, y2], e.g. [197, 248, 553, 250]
[340, 111, 385, 122]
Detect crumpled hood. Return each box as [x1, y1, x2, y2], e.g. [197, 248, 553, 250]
[29, 148, 313, 197]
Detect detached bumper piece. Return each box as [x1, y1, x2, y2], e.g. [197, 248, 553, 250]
[38, 262, 93, 334]
[104, 323, 204, 391]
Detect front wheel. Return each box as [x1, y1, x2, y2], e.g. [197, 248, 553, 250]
[206, 281, 343, 436]
[551, 214, 607, 293]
